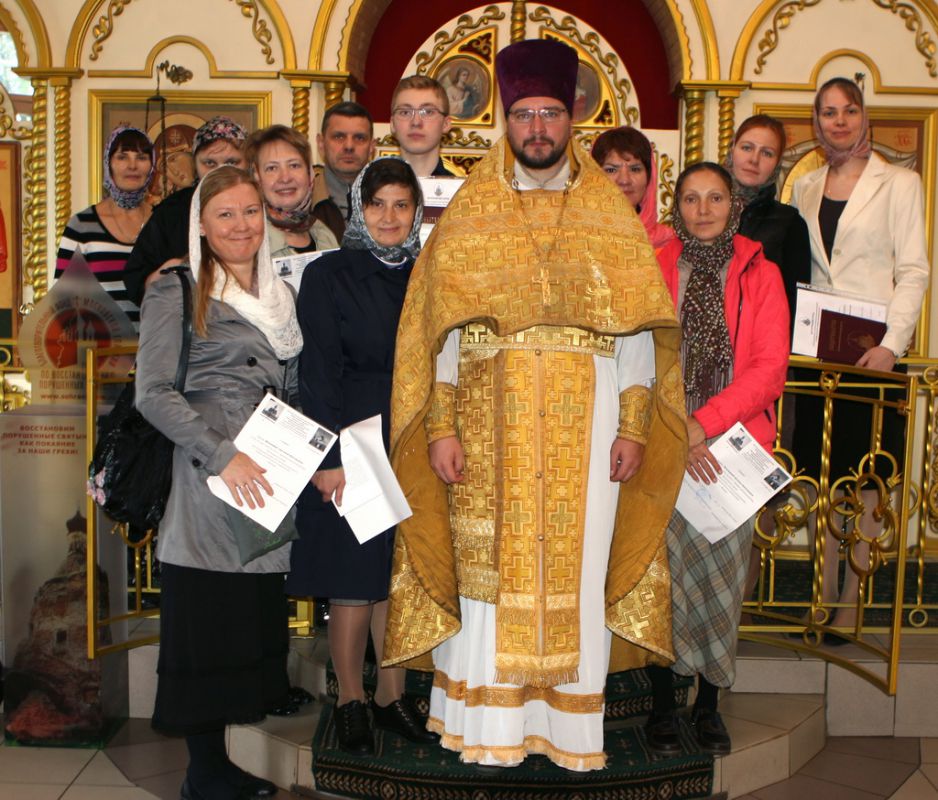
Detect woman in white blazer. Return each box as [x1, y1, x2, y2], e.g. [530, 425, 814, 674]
[791, 76, 929, 635]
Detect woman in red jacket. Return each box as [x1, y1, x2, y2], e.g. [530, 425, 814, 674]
[644, 162, 789, 757]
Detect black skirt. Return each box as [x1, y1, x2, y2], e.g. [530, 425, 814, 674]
[285, 484, 395, 601]
[152, 564, 290, 735]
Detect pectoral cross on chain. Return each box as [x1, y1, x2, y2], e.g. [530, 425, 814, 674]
[532, 236, 560, 305]
[532, 267, 560, 306]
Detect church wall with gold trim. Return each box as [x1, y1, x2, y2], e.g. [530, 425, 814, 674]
[0, 0, 933, 352]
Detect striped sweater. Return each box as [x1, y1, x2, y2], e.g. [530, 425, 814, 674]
[55, 205, 141, 328]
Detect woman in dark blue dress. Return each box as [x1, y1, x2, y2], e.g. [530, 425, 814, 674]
[287, 157, 437, 755]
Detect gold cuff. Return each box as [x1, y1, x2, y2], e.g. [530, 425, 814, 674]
[618, 385, 653, 444]
[426, 382, 457, 443]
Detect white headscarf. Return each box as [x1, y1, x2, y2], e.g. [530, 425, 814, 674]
[188, 170, 303, 359]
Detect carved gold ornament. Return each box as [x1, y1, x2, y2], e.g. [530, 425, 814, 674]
[870, 0, 938, 77]
[415, 6, 506, 74]
[22, 78, 46, 306]
[229, 0, 275, 65]
[682, 89, 704, 165]
[530, 6, 638, 127]
[657, 150, 675, 222]
[754, 0, 822, 75]
[53, 82, 70, 245]
[89, 0, 134, 62]
[754, 0, 937, 78]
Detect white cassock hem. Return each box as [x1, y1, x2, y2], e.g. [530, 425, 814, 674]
[429, 352, 625, 772]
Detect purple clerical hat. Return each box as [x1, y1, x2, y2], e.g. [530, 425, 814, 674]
[495, 39, 579, 114]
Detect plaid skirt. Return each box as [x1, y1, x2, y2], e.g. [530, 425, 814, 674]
[666, 510, 753, 688]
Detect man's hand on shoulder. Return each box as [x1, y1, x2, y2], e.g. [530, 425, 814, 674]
[429, 435, 465, 484]
[610, 438, 644, 482]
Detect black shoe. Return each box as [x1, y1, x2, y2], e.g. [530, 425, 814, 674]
[334, 700, 374, 755]
[228, 710, 266, 726]
[644, 710, 681, 755]
[288, 686, 314, 706]
[265, 698, 300, 716]
[232, 770, 277, 798]
[371, 696, 440, 744]
[691, 708, 731, 754]
[179, 778, 202, 800]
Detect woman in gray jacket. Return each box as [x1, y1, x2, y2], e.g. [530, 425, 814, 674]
[135, 166, 302, 800]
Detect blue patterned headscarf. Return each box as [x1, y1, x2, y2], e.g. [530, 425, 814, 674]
[342, 157, 424, 263]
[103, 125, 155, 209]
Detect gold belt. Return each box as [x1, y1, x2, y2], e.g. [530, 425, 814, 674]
[461, 323, 614, 358]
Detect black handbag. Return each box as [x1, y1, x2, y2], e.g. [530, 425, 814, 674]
[87, 268, 192, 531]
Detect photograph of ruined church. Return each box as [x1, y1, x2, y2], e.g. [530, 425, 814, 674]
[1, 1, 938, 798]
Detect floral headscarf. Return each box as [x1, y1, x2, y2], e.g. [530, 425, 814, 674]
[192, 116, 248, 155]
[342, 157, 424, 263]
[103, 125, 155, 209]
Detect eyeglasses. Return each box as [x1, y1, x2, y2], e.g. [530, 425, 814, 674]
[392, 107, 445, 120]
[507, 107, 568, 124]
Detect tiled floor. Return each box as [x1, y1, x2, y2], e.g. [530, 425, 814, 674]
[737, 736, 938, 799]
[2, 714, 938, 799]
[0, 717, 309, 800]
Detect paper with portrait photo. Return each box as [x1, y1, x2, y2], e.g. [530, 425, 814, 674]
[206, 393, 337, 532]
[332, 414, 412, 544]
[273, 248, 338, 293]
[675, 422, 792, 543]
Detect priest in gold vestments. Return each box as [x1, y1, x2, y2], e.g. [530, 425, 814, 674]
[385, 39, 687, 771]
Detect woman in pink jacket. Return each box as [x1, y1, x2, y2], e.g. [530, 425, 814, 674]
[643, 162, 789, 758]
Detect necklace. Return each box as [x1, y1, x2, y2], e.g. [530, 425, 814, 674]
[100, 200, 149, 243]
[510, 175, 572, 307]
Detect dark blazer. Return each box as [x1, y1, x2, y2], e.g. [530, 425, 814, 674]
[738, 186, 810, 331]
[286, 247, 413, 599]
[123, 186, 195, 306]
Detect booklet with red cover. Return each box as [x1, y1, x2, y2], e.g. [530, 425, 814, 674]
[816, 309, 887, 364]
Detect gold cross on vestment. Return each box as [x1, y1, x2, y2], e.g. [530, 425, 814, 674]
[532, 266, 560, 305]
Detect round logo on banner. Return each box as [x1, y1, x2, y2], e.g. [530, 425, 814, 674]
[43, 307, 113, 368]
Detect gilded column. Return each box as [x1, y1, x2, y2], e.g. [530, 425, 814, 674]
[24, 77, 48, 304]
[291, 84, 310, 136]
[324, 80, 345, 109]
[717, 94, 736, 163]
[510, 0, 526, 43]
[683, 88, 704, 166]
[52, 78, 73, 247]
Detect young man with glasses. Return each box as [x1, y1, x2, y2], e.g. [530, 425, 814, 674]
[389, 75, 456, 177]
[385, 39, 684, 771]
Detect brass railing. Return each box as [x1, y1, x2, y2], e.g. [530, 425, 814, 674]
[741, 357, 938, 694]
[84, 344, 161, 657]
[0, 341, 932, 685]
[0, 337, 31, 410]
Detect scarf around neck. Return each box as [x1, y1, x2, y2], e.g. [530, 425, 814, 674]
[188, 178, 302, 360]
[266, 184, 315, 234]
[341, 157, 424, 263]
[103, 125, 155, 210]
[672, 192, 742, 414]
[724, 148, 781, 206]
